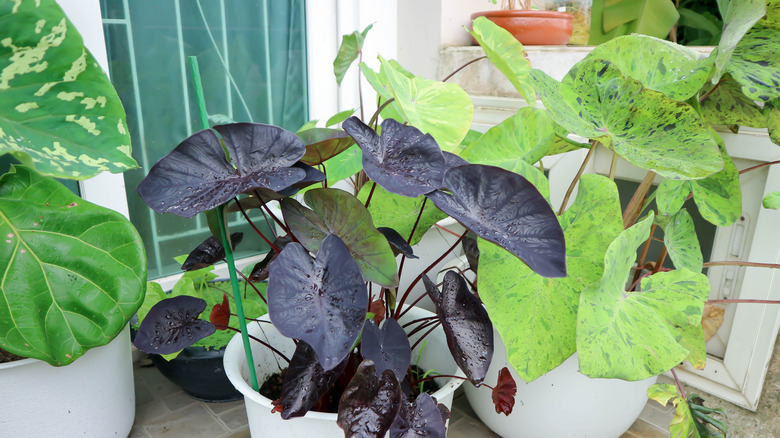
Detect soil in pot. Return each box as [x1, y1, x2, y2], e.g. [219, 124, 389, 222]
[0, 347, 24, 363]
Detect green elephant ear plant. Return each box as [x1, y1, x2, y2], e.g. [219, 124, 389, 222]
[0, 0, 146, 366]
[131, 32, 567, 435]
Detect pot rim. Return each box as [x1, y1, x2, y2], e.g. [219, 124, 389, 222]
[224, 306, 466, 421]
[0, 356, 37, 370]
[471, 10, 574, 20]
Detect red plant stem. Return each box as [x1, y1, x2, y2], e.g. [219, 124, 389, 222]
[402, 316, 439, 332]
[633, 223, 657, 286]
[222, 326, 290, 364]
[364, 181, 377, 209]
[233, 197, 280, 253]
[651, 246, 668, 275]
[395, 232, 467, 319]
[739, 160, 780, 175]
[369, 98, 396, 129]
[698, 81, 721, 103]
[234, 268, 268, 305]
[703, 261, 780, 269]
[397, 197, 429, 286]
[252, 190, 289, 234]
[670, 368, 686, 400]
[434, 222, 464, 238]
[410, 320, 441, 352]
[708, 299, 780, 305]
[441, 56, 488, 83]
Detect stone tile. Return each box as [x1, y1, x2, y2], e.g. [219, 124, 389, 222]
[219, 405, 249, 431]
[206, 399, 245, 415]
[134, 380, 155, 406]
[138, 365, 180, 395]
[639, 400, 676, 430]
[162, 390, 197, 412]
[144, 404, 228, 438]
[222, 426, 251, 438]
[128, 425, 151, 438]
[135, 398, 171, 424]
[447, 413, 501, 438]
[624, 418, 670, 438]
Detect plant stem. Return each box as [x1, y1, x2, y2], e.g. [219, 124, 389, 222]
[739, 160, 780, 175]
[397, 197, 429, 283]
[623, 171, 656, 229]
[233, 197, 280, 253]
[222, 326, 290, 364]
[558, 141, 597, 215]
[234, 269, 268, 305]
[670, 368, 686, 400]
[703, 261, 780, 269]
[608, 151, 618, 181]
[633, 223, 657, 286]
[358, 51, 365, 122]
[652, 246, 668, 275]
[441, 56, 487, 83]
[364, 181, 377, 209]
[190, 56, 259, 391]
[369, 98, 396, 128]
[411, 373, 472, 388]
[410, 320, 441, 352]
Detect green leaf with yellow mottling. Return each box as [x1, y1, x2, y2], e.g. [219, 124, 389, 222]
[577, 214, 710, 380]
[531, 59, 722, 180]
[766, 98, 780, 145]
[713, 0, 766, 82]
[763, 192, 780, 209]
[726, 27, 780, 102]
[0, 166, 146, 366]
[478, 175, 623, 381]
[661, 209, 703, 273]
[701, 75, 767, 128]
[656, 179, 692, 216]
[676, 323, 707, 370]
[0, 0, 137, 180]
[689, 133, 742, 226]
[648, 384, 701, 438]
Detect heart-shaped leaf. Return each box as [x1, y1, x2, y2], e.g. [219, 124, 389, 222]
[297, 128, 355, 166]
[701, 75, 767, 127]
[0, 0, 137, 179]
[334, 24, 373, 86]
[492, 367, 517, 416]
[209, 294, 231, 330]
[690, 135, 741, 227]
[585, 35, 713, 101]
[180, 233, 243, 271]
[726, 27, 780, 102]
[343, 117, 446, 198]
[423, 272, 493, 385]
[660, 209, 703, 273]
[303, 188, 399, 287]
[377, 227, 417, 259]
[267, 234, 368, 370]
[337, 360, 402, 438]
[426, 164, 566, 278]
[531, 59, 723, 180]
[0, 166, 146, 365]
[477, 175, 623, 381]
[360, 319, 412, 382]
[577, 214, 710, 380]
[713, 0, 767, 82]
[278, 340, 348, 419]
[137, 123, 306, 217]
[469, 16, 534, 104]
[133, 295, 216, 355]
[390, 393, 447, 438]
[443, 151, 469, 169]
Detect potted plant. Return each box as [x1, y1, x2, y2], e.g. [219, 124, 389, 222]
[471, 0, 574, 45]
[131, 25, 567, 438]
[0, 1, 146, 436]
[460, 3, 780, 436]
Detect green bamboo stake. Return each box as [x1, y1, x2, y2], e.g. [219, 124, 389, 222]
[189, 56, 260, 392]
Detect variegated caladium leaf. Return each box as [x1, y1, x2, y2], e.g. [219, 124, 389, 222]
[343, 117, 446, 198]
[422, 272, 493, 385]
[277, 340, 348, 419]
[337, 360, 402, 438]
[267, 234, 368, 371]
[180, 232, 243, 271]
[427, 164, 566, 278]
[390, 393, 448, 438]
[726, 27, 780, 102]
[360, 318, 412, 382]
[137, 123, 306, 217]
[133, 295, 216, 355]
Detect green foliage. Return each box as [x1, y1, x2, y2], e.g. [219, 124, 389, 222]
[649, 384, 728, 437]
[701, 75, 767, 128]
[333, 24, 373, 86]
[763, 191, 780, 209]
[658, 209, 704, 273]
[713, 0, 767, 82]
[589, 0, 680, 45]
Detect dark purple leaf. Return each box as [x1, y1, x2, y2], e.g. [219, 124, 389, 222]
[137, 123, 306, 217]
[248, 236, 293, 283]
[426, 164, 566, 278]
[422, 272, 493, 385]
[279, 198, 328, 251]
[209, 294, 231, 330]
[267, 234, 368, 370]
[462, 232, 480, 275]
[278, 341, 348, 419]
[378, 227, 418, 259]
[337, 360, 402, 438]
[274, 162, 326, 196]
[492, 367, 517, 415]
[343, 117, 446, 198]
[133, 296, 216, 355]
[180, 233, 243, 271]
[298, 128, 356, 166]
[390, 393, 447, 438]
[360, 319, 412, 382]
[442, 151, 469, 170]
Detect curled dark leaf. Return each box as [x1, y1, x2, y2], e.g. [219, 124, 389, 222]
[278, 341, 348, 419]
[297, 128, 356, 166]
[378, 227, 418, 259]
[390, 393, 447, 438]
[462, 232, 480, 275]
[181, 233, 243, 271]
[209, 294, 231, 330]
[337, 360, 402, 438]
[133, 296, 216, 355]
[360, 319, 412, 382]
[492, 367, 517, 416]
[423, 272, 493, 385]
[248, 235, 293, 283]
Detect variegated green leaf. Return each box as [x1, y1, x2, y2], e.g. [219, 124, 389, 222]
[656, 179, 692, 216]
[701, 75, 767, 128]
[713, 0, 766, 82]
[661, 209, 703, 273]
[469, 16, 534, 104]
[676, 323, 707, 370]
[577, 214, 710, 380]
[727, 27, 780, 102]
[763, 191, 780, 209]
[689, 134, 742, 227]
[648, 384, 701, 438]
[461, 107, 554, 166]
[0, 0, 137, 180]
[531, 60, 723, 180]
[766, 98, 780, 145]
[586, 35, 713, 101]
[478, 175, 623, 381]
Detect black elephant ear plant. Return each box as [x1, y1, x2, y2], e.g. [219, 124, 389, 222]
[131, 99, 566, 435]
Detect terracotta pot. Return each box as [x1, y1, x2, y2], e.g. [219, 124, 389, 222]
[471, 10, 573, 45]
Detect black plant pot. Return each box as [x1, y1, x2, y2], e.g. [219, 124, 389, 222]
[150, 346, 241, 402]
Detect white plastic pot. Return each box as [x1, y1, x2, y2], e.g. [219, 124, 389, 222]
[463, 331, 656, 438]
[0, 326, 135, 436]
[224, 307, 465, 437]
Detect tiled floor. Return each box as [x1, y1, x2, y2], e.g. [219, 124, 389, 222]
[131, 360, 674, 437]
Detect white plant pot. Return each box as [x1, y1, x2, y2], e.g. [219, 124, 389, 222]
[463, 331, 656, 438]
[0, 326, 135, 436]
[224, 307, 465, 437]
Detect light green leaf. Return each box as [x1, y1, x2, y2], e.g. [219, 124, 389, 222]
[326, 109, 357, 128]
[359, 61, 414, 123]
[758, 0, 780, 30]
[0, 0, 137, 180]
[357, 183, 447, 247]
[0, 166, 146, 365]
[381, 58, 474, 152]
[586, 35, 714, 101]
[461, 107, 554, 166]
[726, 27, 780, 102]
[531, 60, 723, 180]
[713, 0, 766, 82]
[469, 16, 534, 104]
[763, 192, 780, 209]
[676, 323, 707, 370]
[478, 175, 623, 381]
[690, 134, 742, 226]
[648, 384, 702, 438]
[766, 98, 780, 145]
[589, 0, 679, 45]
[661, 209, 703, 273]
[577, 214, 710, 380]
[333, 24, 372, 86]
[701, 75, 767, 128]
[656, 179, 692, 216]
[322, 144, 363, 186]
